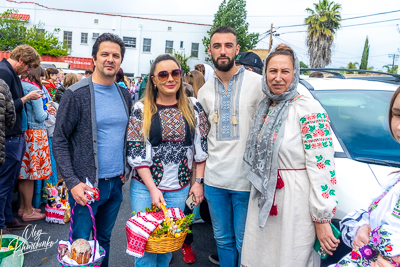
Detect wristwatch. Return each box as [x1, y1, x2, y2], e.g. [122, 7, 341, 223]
[195, 177, 204, 184]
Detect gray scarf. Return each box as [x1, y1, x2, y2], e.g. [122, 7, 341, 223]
[243, 45, 300, 228]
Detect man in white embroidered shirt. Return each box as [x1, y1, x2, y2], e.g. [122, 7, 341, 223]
[197, 26, 264, 267]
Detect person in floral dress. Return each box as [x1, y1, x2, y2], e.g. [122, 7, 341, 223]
[330, 87, 400, 267]
[44, 67, 59, 99]
[241, 44, 339, 267]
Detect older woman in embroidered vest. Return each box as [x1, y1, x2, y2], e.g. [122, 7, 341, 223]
[241, 44, 339, 267]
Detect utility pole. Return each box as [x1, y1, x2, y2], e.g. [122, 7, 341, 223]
[269, 23, 273, 52]
[388, 54, 399, 73]
[398, 49, 400, 74]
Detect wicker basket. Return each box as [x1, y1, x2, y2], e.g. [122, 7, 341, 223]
[145, 232, 187, 254]
[144, 203, 188, 253]
[57, 203, 105, 267]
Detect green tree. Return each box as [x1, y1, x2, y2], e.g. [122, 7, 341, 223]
[24, 23, 68, 57]
[202, 0, 259, 53]
[305, 0, 341, 68]
[173, 50, 191, 74]
[341, 62, 358, 74]
[359, 36, 369, 70]
[0, 9, 27, 51]
[383, 65, 398, 73]
[0, 10, 68, 56]
[300, 61, 310, 74]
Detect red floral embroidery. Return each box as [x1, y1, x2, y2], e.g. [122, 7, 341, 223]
[330, 177, 337, 185]
[316, 129, 325, 136]
[317, 162, 325, 169]
[350, 251, 361, 260]
[301, 126, 309, 134]
[322, 192, 329, 199]
[385, 245, 393, 252]
[332, 207, 337, 215]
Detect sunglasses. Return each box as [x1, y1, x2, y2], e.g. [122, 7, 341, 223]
[156, 69, 182, 82]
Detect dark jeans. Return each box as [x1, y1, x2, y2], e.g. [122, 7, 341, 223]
[69, 177, 123, 267]
[0, 136, 26, 229]
[183, 205, 193, 245]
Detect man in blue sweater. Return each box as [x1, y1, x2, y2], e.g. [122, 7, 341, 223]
[53, 33, 132, 266]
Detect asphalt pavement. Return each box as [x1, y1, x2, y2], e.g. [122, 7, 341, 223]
[11, 182, 218, 267]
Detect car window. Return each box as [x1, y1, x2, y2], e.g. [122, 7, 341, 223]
[311, 90, 400, 166]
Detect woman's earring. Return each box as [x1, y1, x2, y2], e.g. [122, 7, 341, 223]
[153, 84, 157, 91]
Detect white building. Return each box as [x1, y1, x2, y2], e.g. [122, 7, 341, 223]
[3, 0, 212, 77]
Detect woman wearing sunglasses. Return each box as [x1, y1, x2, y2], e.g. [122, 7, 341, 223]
[126, 54, 209, 266]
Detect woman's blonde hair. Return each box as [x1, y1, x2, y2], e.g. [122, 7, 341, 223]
[63, 73, 79, 88]
[184, 70, 205, 97]
[142, 54, 196, 140]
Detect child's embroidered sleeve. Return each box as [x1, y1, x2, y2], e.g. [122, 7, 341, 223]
[339, 209, 369, 248]
[126, 102, 153, 169]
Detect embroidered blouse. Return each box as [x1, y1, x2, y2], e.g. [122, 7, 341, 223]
[44, 81, 57, 99]
[127, 98, 209, 191]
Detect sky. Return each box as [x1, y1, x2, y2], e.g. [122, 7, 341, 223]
[7, 0, 400, 70]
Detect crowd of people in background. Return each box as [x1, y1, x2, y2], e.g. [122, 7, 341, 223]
[0, 25, 399, 267]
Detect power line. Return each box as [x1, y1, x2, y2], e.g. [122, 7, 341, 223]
[342, 18, 400, 27]
[342, 10, 400, 20]
[277, 9, 400, 29]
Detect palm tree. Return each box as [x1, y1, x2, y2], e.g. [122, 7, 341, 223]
[383, 65, 398, 73]
[305, 0, 342, 68]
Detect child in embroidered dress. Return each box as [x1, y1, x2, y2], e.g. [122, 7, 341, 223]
[330, 87, 400, 267]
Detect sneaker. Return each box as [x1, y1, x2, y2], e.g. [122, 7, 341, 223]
[5, 218, 30, 230]
[208, 254, 220, 265]
[181, 244, 196, 264]
[1, 228, 13, 235]
[22, 210, 45, 222]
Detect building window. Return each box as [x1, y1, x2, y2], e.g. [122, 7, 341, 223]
[81, 33, 88, 44]
[180, 41, 184, 49]
[165, 40, 173, 54]
[63, 31, 72, 49]
[143, 38, 151, 52]
[38, 28, 45, 34]
[123, 37, 136, 48]
[168, 26, 172, 31]
[191, 43, 199, 58]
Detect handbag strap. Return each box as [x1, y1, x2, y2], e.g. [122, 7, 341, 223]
[70, 203, 97, 262]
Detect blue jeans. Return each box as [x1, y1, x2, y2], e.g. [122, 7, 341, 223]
[130, 179, 189, 267]
[69, 177, 123, 267]
[0, 136, 25, 229]
[204, 185, 250, 267]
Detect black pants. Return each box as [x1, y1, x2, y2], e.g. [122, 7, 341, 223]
[0, 136, 26, 229]
[183, 205, 193, 245]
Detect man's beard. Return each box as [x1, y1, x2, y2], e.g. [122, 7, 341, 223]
[212, 56, 235, 72]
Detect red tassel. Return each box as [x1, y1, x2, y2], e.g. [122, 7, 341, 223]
[269, 204, 278, 216]
[276, 177, 284, 189]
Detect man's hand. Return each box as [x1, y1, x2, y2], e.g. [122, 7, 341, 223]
[70, 182, 94, 206]
[188, 182, 204, 206]
[353, 224, 371, 250]
[371, 255, 396, 267]
[119, 174, 125, 184]
[315, 222, 340, 256]
[21, 90, 42, 104]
